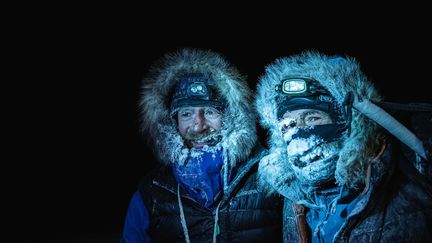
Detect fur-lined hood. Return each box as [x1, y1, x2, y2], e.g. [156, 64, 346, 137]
[140, 48, 257, 171]
[256, 51, 386, 198]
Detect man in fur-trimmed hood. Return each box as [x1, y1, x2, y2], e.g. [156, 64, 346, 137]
[256, 51, 432, 242]
[121, 48, 282, 243]
[139, 47, 257, 186]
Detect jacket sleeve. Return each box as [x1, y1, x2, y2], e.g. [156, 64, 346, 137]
[120, 191, 152, 243]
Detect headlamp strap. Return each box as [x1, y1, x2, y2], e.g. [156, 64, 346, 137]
[342, 92, 354, 136]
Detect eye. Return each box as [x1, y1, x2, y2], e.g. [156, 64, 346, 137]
[178, 109, 193, 120]
[180, 111, 191, 117]
[205, 109, 214, 115]
[204, 107, 221, 119]
[303, 111, 332, 126]
[305, 115, 321, 123]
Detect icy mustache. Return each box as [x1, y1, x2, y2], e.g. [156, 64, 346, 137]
[183, 128, 222, 144]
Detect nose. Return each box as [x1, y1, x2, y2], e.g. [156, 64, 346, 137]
[192, 110, 208, 132]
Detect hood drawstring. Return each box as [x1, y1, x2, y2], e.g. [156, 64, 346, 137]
[178, 184, 191, 243]
[342, 92, 354, 136]
[213, 201, 221, 242]
[223, 149, 229, 192]
[177, 183, 222, 243]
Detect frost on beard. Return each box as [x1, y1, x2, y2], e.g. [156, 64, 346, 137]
[188, 142, 223, 161]
[286, 135, 340, 185]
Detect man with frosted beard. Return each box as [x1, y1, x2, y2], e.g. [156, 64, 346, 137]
[120, 48, 282, 243]
[255, 51, 432, 242]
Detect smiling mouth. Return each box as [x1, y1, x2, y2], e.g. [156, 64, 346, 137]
[193, 133, 222, 147]
[293, 152, 329, 168]
[304, 153, 324, 163]
[292, 149, 328, 167]
[191, 141, 211, 148]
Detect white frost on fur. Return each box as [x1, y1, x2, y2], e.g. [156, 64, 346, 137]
[259, 150, 294, 198]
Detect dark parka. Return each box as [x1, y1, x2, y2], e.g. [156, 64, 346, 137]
[283, 141, 432, 242]
[255, 51, 432, 242]
[140, 145, 282, 242]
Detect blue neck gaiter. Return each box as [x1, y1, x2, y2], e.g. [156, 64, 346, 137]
[306, 186, 362, 243]
[172, 147, 224, 209]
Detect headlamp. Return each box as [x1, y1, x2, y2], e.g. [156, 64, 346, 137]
[275, 77, 340, 120]
[170, 74, 225, 112]
[187, 82, 208, 98]
[276, 77, 330, 97]
[276, 78, 307, 94]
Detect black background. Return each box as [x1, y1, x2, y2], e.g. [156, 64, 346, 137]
[20, 8, 431, 242]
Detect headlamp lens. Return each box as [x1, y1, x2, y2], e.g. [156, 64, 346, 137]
[187, 82, 208, 97]
[282, 79, 307, 94]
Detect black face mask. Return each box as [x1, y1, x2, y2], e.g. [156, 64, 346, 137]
[291, 123, 347, 143]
